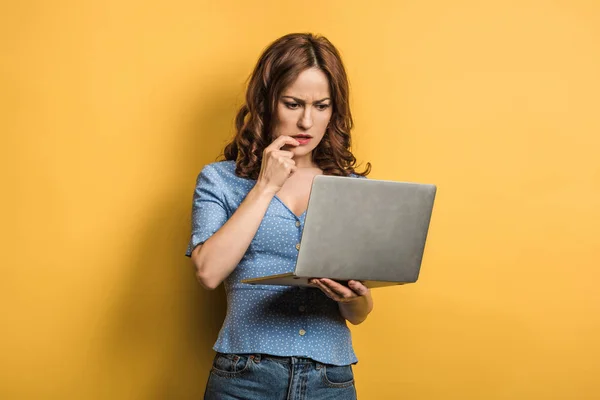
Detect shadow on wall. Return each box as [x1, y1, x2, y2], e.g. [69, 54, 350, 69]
[97, 70, 244, 399]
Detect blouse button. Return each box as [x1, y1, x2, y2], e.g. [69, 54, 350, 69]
[295, 221, 301, 227]
[299, 305, 306, 312]
[295, 243, 300, 251]
[299, 329, 307, 336]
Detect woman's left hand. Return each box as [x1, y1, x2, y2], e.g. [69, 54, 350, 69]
[309, 278, 369, 303]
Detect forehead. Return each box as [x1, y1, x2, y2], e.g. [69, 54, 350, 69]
[282, 68, 330, 98]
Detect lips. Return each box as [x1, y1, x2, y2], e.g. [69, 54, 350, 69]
[293, 135, 312, 145]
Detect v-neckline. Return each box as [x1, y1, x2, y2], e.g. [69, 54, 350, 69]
[274, 195, 307, 219]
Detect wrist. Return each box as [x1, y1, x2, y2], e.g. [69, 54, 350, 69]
[338, 294, 366, 305]
[252, 181, 278, 197]
[253, 180, 279, 197]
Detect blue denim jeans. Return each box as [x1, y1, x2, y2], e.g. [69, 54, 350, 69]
[204, 353, 357, 400]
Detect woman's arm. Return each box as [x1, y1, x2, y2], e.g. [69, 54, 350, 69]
[338, 289, 373, 325]
[191, 182, 275, 290]
[310, 279, 374, 325]
[191, 135, 300, 290]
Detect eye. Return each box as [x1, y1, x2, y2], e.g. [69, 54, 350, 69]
[316, 104, 331, 111]
[284, 102, 300, 110]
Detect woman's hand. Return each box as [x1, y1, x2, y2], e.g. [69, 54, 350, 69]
[309, 278, 369, 303]
[256, 135, 300, 194]
[310, 278, 373, 325]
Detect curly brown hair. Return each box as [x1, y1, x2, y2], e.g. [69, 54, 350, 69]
[221, 32, 371, 179]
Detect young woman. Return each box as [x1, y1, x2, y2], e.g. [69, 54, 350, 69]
[186, 32, 373, 400]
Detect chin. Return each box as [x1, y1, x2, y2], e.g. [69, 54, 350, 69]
[291, 146, 315, 157]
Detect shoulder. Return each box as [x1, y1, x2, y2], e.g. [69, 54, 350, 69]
[201, 160, 235, 175]
[197, 160, 255, 198]
[198, 160, 237, 182]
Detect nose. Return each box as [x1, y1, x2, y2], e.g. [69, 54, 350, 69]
[297, 109, 313, 130]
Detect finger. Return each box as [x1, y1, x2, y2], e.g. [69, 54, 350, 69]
[277, 156, 296, 166]
[271, 150, 295, 158]
[281, 159, 296, 174]
[348, 280, 369, 296]
[268, 135, 300, 151]
[319, 278, 356, 301]
[312, 279, 340, 301]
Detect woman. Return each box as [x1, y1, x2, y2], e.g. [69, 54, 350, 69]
[186, 32, 373, 400]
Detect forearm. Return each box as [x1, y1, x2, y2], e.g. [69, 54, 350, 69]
[338, 289, 373, 325]
[193, 182, 275, 289]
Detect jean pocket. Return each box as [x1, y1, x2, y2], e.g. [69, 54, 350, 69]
[210, 353, 252, 378]
[321, 364, 355, 388]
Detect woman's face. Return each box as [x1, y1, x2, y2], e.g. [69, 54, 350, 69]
[271, 67, 333, 160]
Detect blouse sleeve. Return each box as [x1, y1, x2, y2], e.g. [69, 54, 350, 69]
[185, 164, 229, 257]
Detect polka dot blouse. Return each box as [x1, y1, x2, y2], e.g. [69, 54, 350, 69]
[185, 160, 360, 366]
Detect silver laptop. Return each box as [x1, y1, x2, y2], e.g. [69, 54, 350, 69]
[242, 175, 437, 288]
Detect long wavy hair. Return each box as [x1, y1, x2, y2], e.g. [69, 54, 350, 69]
[221, 33, 371, 179]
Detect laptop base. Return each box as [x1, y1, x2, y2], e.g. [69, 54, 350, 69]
[242, 273, 407, 288]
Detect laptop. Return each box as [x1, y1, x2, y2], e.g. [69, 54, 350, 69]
[241, 175, 437, 288]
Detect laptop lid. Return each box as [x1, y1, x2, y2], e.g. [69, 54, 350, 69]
[293, 175, 436, 284]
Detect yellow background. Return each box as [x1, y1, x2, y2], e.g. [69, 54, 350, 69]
[2, 0, 599, 399]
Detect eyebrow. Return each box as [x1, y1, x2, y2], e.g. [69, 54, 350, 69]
[281, 96, 331, 104]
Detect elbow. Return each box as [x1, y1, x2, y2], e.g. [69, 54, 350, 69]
[197, 277, 220, 291]
[192, 251, 222, 290]
[347, 316, 367, 326]
[195, 266, 221, 290]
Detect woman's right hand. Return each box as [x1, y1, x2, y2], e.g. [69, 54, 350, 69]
[256, 135, 300, 194]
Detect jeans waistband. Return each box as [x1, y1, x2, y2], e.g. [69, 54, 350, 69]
[218, 352, 322, 366]
[258, 354, 317, 365]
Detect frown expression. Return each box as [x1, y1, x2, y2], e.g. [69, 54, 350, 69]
[271, 67, 333, 158]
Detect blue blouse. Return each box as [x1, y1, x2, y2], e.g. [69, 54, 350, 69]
[185, 160, 360, 366]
